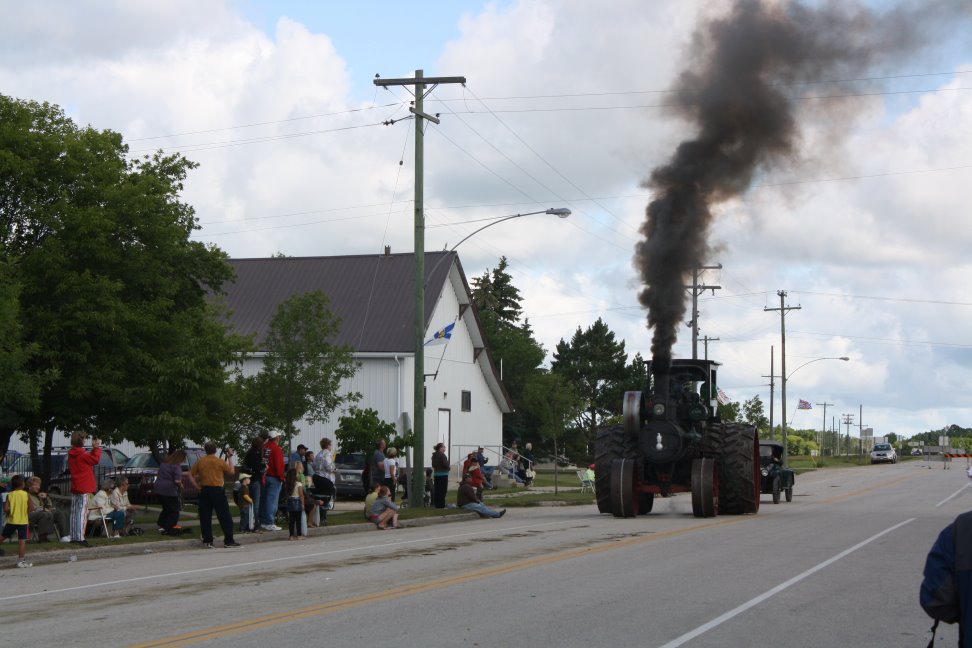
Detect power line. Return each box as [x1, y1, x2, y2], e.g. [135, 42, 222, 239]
[126, 102, 404, 142]
[127, 121, 386, 155]
[429, 87, 971, 115]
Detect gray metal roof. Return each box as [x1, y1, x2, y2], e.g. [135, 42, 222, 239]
[220, 251, 456, 353]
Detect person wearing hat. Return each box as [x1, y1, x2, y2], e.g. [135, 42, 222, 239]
[465, 462, 486, 502]
[234, 473, 254, 532]
[259, 430, 286, 531]
[475, 447, 495, 489]
[585, 464, 595, 483]
[457, 472, 505, 519]
[431, 442, 450, 509]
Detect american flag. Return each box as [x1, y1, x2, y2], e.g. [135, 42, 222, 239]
[798, 399, 812, 410]
[717, 388, 730, 405]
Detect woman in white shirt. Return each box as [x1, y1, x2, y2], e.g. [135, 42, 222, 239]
[89, 479, 124, 538]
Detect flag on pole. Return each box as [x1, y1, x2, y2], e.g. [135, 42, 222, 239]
[424, 322, 455, 346]
[717, 388, 730, 405]
[798, 399, 812, 410]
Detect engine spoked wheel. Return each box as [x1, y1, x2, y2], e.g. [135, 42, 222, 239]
[610, 457, 639, 518]
[691, 457, 718, 518]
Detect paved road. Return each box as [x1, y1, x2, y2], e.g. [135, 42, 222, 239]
[5, 460, 966, 647]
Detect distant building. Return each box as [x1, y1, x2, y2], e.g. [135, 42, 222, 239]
[218, 251, 512, 462]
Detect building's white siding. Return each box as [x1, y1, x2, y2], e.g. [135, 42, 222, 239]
[239, 274, 503, 468]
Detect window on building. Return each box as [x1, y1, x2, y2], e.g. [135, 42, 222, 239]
[461, 390, 471, 412]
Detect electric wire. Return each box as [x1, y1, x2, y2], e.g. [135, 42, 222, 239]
[461, 84, 641, 238]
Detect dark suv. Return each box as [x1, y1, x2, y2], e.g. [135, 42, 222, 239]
[111, 449, 206, 504]
[334, 452, 368, 498]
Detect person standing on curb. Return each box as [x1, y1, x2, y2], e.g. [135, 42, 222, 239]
[431, 443, 450, 509]
[190, 441, 240, 549]
[155, 449, 193, 536]
[67, 432, 101, 547]
[0, 474, 34, 567]
[260, 430, 286, 531]
[242, 435, 265, 531]
[370, 439, 387, 490]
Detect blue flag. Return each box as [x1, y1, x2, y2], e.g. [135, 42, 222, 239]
[425, 322, 455, 346]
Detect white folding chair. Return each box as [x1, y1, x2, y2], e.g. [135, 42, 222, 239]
[86, 506, 112, 538]
[577, 470, 595, 493]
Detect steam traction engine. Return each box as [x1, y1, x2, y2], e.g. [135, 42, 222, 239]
[595, 359, 760, 518]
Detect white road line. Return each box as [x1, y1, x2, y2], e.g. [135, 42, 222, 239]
[936, 482, 971, 508]
[656, 518, 916, 648]
[0, 520, 567, 603]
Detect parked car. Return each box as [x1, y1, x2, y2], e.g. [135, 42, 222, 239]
[759, 440, 795, 504]
[334, 452, 368, 499]
[870, 443, 897, 464]
[8, 447, 129, 495]
[111, 449, 206, 504]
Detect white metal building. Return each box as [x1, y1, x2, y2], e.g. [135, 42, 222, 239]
[221, 251, 512, 465]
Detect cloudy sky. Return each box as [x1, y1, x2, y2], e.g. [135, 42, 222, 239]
[2, 0, 970, 440]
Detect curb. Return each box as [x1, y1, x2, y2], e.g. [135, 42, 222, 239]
[0, 511, 480, 568]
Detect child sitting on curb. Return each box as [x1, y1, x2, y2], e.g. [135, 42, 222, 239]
[368, 485, 400, 530]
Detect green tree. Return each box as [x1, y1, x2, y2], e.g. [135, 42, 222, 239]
[741, 395, 769, 434]
[470, 258, 546, 444]
[0, 262, 41, 457]
[521, 371, 584, 453]
[551, 317, 628, 450]
[720, 400, 741, 423]
[245, 290, 360, 439]
[334, 407, 397, 455]
[0, 95, 247, 480]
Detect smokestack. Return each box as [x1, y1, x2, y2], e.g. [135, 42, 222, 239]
[633, 0, 958, 366]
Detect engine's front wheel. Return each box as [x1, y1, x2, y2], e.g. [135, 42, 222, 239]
[594, 424, 636, 514]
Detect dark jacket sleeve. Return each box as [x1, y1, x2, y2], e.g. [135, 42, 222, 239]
[921, 523, 959, 623]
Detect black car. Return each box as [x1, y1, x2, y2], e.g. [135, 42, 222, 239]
[334, 452, 368, 498]
[759, 441, 795, 504]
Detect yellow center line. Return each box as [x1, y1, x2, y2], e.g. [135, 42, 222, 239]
[130, 517, 748, 648]
[817, 473, 917, 505]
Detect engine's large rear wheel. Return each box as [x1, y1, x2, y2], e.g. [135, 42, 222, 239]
[594, 424, 637, 514]
[705, 422, 760, 515]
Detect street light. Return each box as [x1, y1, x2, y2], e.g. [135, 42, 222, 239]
[447, 207, 571, 251]
[781, 356, 849, 465]
[412, 206, 570, 507]
[424, 208, 571, 287]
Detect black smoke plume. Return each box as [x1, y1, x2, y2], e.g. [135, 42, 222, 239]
[634, 0, 956, 367]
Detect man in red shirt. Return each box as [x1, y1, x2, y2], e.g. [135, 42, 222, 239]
[259, 430, 286, 531]
[67, 432, 101, 547]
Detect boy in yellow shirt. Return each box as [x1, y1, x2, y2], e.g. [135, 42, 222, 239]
[1, 475, 35, 568]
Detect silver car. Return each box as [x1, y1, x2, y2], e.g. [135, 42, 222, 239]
[870, 443, 897, 464]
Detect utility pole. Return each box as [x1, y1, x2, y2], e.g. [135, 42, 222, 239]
[859, 403, 865, 456]
[762, 346, 775, 439]
[374, 70, 466, 509]
[686, 264, 721, 359]
[842, 413, 855, 456]
[765, 291, 801, 465]
[701, 335, 719, 361]
[817, 401, 833, 457]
